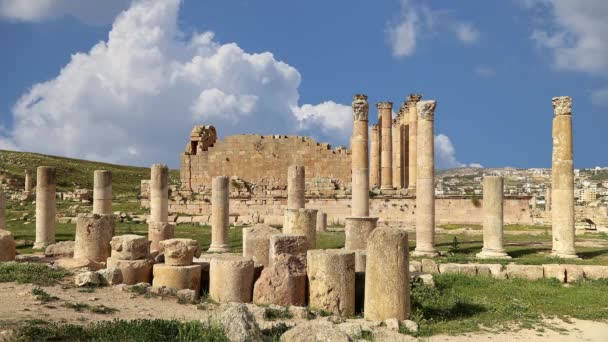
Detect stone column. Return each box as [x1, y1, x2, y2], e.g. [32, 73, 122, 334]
[551, 96, 577, 259]
[379, 102, 393, 190]
[149, 164, 169, 223]
[351, 94, 370, 217]
[545, 187, 552, 211]
[209, 176, 231, 252]
[402, 123, 410, 189]
[316, 211, 327, 233]
[0, 192, 5, 229]
[377, 111, 382, 186]
[0, 230, 16, 261]
[477, 176, 510, 259]
[307, 249, 355, 317]
[369, 125, 380, 188]
[392, 119, 403, 189]
[93, 170, 112, 215]
[287, 165, 305, 209]
[34, 166, 56, 249]
[407, 94, 422, 192]
[365, 227, 410, 321]
[283, 208, 317, 249]
[209, 255, 254, 303]
[413, 100, 438, 257]
[24, 169, 33, 196]
[74, 214, 115, 262]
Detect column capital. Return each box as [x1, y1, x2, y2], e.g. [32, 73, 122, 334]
[417, 100, 437, 121]
[552, 96, 572, 116]
[376, 101, 393, 110]
[352, 94, 369, 121]
[370, 124, 379, 130]
[407, 93, 423, 104]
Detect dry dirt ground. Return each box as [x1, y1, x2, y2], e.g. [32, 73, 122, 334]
[1, 281, 607, 341]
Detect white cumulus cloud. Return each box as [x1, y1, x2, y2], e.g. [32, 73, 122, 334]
[454, 22, 480, 44]
[0, 0, 131, 25]
[435, 134, 480, 169]
[0, 0, 352, 166]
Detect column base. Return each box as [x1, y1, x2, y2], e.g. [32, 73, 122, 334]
[551, 251, 580, 259]
[380, 185, 394, 190]
[412, 249, 439, 257]
[208, 244, 231, 253]
[476, 250, 511, 259]
[33, 242, 53, 250]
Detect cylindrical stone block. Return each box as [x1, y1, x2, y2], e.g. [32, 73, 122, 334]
[344, 217, 378, 250]
[0, 229, 16, 261]
[93, 170, 112, 215]
[316, 211, 327, 233]
[551, 96, 577, 258]
[407, 94, 422, 191]
[209, 255, 254, 303]
[287, 165, 305, 209]
[378, 102, 393, 190]
[370, 125, 380, 188]
[0, 192, 5, 229]
[413, 100, 438, 257]
[148, 221, 175, 252]
[393, 121, 403, 189]
[545, 187, 552, 212]
[106, 257, 153, 285]
[209, 176, 230, 252]
[402, 124, 410, 189]
[24, 169, 33, 195]
[34, 166, 56, 249]
[243, 224, 280, 267]
[351, 94, 370, 217]
[153, 264, 202, 296]
[150, 164, 169, 223]
[307, 249, 356, 317]
[74, 214, 115, 262]
[159, 238, 200, 266]
[477, 177, 510, 259]
[283, 208, 317, 249]
[365, 227, 410, 321]
[110, 234, 150, 260]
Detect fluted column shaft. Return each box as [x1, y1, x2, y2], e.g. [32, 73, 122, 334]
[352, 95, 370, 217]
[379, 102, 393, 190]
[392, 120, 403, 189]
[209, 176, 231, 252]
[370, 125, 380, 188]
[407, 94, 422, 191]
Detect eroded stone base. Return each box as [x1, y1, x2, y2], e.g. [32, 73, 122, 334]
[152, 264, 202, 296]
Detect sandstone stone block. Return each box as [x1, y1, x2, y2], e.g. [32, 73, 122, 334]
[307, 249, 355, 317]
[543, 264, 566, 282]
[582, 265, 608, 280]
[148, 221, 175, 252]
[152, 264, 202, 296]
[438, 263, 459, 274]
[209, 255, 254, 303]
[269, 234, 308, 266]
[279, 321, 349, 342]
[243, 224, 280, 267]
[44, 241, 75, 257]
[506, 265, 544, 280]
[283, 208, 317, 249]
[159, 238, 200, 266]
[0, 229, 16, 261]
[55, 257, 104, 271]
[459, 264, 477, 276]
[106, 257, 153, 285]
[421, 259, 438, 274]
[110, 235, 150, 260]
[75, 271, 104, 287]
[253, 254, 306, 306]
[565, 265, 584, 282]
[344, 217, 378, 250]
[409, 260, 422, 273]
[98, 268, 123, 285]
[74, 214, 115, 263]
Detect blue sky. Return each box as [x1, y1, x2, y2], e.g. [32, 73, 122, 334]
[0, 0, 606, 169]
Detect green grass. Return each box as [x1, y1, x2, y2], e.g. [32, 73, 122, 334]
[14, 319, 228, 342]
[263, 307, 293, 321]
[31, 287, 59, 302]
[62, 302, 118, 315]
[409, 274, 608, 336]
[0, 263, 70, 286]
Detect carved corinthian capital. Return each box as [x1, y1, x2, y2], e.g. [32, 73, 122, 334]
[552, 96, 572, 116]
[376, 102, 393, 110]
[417, 100, 437, 121]
[352, 94, 369, 121]
[407, 93, 423, 104]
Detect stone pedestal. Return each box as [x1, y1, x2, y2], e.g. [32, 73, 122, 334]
[24, 169, 33, 196]
[0, 230, 16, 261]
[209, 255, 254, 303]
[159, 238, 200, 266]
[307, 249, 355, 317]
[287, 165, 305, 209]
[378, 102, 393, 190]
[283, 208, 317, 249]
[107, 257, 153, 285]
[477, 176, 510, 259]
[243, 224, 280, 267]
[152, 264, 202, 296]
[551, 96, 577, 259]
[370, 125, 380, 188]
[365, 227, 410, 321]
[344, 217, 378, 250]
[74, 214, 115, 262]
[407, 94, 422, 192]
[413, 100, 438, 257]
[316, 211, 327, 233]
[93, 170, 112, 215]
[111, 235, 151, 260]
[253, 254, 307, 306]
[209, 176, 230, 252]
[34, 166, 56, 249]
[148, 222, 175, 252]
[150, 164, 169, 223]
[352, 95, 371, 217]
[269, 234, 309, 266]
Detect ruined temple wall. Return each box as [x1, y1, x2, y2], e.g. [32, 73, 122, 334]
[181, 135, 351, 193]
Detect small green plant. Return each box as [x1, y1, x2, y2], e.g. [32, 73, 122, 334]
[450, 237, 460, 252]
[128, 284, 148, 295]
[62, 302, 118, 315]
[32, 287, 59, 302]
[263, 307, 293, 321]
[0, 263, 70, 286]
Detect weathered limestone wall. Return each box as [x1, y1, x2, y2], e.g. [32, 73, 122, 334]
[181, 134, 351, 194]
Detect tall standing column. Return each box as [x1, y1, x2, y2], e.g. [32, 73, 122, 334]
[392, 119, 403, 189]
[34, 166, 56, 249]
[413, 100, 438, 257]
[477, 176, 510, 259]
[369, 125, 380, 188]
[150, 164, 169, 223]
[407, 94, 422, 192]
[551, 96, 577, 259]
[377, 111, 382, 186]
[379, 102, 393, 190]
[209, 176, 231, 252]
[287, 165, 305, 209]
[545, 187, 552, 212]
[402, 123, 410, 189]
[24, 169, 33, 196]
[93, 170, 112, 215]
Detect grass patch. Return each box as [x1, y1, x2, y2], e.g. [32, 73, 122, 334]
[263, 307, 293, 321]
[0, 263, 70, 286]
[62, 302, 118, 315]
[14, 319, 228, 342]
[31, 287, 59, 302]
[409, 274, 608, 336]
